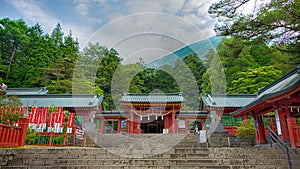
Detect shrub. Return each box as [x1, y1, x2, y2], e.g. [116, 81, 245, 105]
[25, 126, 38, 144]
[236, 119, 256, 144]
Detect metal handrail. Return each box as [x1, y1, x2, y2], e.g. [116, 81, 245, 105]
[267, 126, 300, 169]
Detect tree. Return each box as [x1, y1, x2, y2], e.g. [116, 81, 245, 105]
[94, 47, 122, 110]
[202, 49, 226, 95]
[228, 66, 282, 94]
[45, 28, 79, 94]
[0, 18, 30, 83]
[209, 0, 300, 44]
[73, 42, 107, 95]
[183, 54, 206, 95]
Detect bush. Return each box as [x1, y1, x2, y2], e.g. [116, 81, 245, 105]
[25, 126, 38, 144]
[0, 96, 23, 125]
[236, 119, 256, 144]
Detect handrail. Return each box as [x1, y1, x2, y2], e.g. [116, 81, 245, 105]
[267, 126, 300, 169]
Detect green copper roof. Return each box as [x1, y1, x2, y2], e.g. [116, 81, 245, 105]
[18, 94, 103, 108]
[232, 66, 300, 116]
[202, 94, 256, 108]
[7, 87, 49, 95]
[120, 93, 186, 103]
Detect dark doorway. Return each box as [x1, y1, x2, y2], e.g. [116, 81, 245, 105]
[141, 116, 164, 133]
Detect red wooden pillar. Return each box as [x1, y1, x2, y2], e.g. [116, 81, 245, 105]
[99, 118, 104, 134]
[117, 119, 121, 134]
[286, 117, 297, 148]
[134, 115, 141, 134]
[171, 112, 176, 134]
[285, 104, 291, 118]
[278, 108, 289, 140]
[130, 112, 134, 134]
[201, 119, 205, 130]
[254, 115, 267, 144]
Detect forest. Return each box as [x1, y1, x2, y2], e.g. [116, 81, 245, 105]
[0, 0, 299, 111]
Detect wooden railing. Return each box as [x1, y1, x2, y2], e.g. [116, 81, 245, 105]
[0, 118, 28, 147]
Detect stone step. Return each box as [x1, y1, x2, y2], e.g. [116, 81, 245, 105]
[2, 165, 289, 169]
[1, 165, 230, 169]
[7, 156, 288, 166]
[0, 134, 291, 169]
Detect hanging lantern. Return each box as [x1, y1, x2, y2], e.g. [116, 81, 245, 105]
[161, 115, 164, 120]
[140, 116, 142, 121]
[155, 115, 158, 120]
[148, 115, 150, 121]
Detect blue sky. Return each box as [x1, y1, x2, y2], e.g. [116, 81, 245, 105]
[0, 0, 221, 63]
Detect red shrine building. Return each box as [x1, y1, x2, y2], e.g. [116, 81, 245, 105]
[95, 93, 189, 134]
[232, 66, 300, 147]
[5, 65, 300, 148]
[201, 94, 256, 134]
[7, 88, 103, 124]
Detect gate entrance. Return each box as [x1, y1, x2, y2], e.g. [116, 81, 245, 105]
[141, 116, 164, 133]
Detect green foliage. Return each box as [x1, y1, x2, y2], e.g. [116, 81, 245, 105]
[228, 66, 282, 94]
[209, 0, 300, 44]
[25, 126, 38, 144]
[0, 17, 298, 112]
[236, 119, 256, 143]
[0, 96, 23, 124]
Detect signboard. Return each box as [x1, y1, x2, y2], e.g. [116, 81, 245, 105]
[274, 110, 282, 135]
[199, 130, 207, 143]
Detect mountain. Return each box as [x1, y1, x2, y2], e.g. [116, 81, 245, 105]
[147, 36, 223, 68]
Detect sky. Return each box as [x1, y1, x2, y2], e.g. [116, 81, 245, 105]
[0, 0, 220, 63]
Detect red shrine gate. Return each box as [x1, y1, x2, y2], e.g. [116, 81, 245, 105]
[97, 93, 186, 134]
[119, 93, 186, 134]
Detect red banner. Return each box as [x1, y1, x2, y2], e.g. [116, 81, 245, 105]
[67, 113, 74, 128]
[44, 107, 48, 124]
[30, 107, 36, 124]
[36, 107, 41, 130]
[47, 112, 55, 132]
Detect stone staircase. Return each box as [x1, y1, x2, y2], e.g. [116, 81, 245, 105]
[0, 134, 289, 169]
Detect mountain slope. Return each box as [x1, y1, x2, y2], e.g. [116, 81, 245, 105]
[147, 36, 223, 68]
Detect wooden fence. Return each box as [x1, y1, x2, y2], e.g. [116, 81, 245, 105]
[0, 118, 28, 147]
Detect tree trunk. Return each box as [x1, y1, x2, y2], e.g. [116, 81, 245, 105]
[6, 42, 17, 80]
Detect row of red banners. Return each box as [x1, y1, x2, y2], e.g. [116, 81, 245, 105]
[24, 106, 74, 133]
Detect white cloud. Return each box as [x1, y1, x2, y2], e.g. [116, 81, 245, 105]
[83, 0, 217, 63]
[7, 0, 92, 49]
[5, 0, 218, 59]
[87, 12, 215, 64]
[75, 3, 89, 16]
[7, 0, 58, 34]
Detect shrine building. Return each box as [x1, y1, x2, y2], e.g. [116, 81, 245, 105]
[95, 93, 188, 134]
[201, 94, 256, 134]
[232, 66, 300, 147]
[6, 88, 103, 124]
